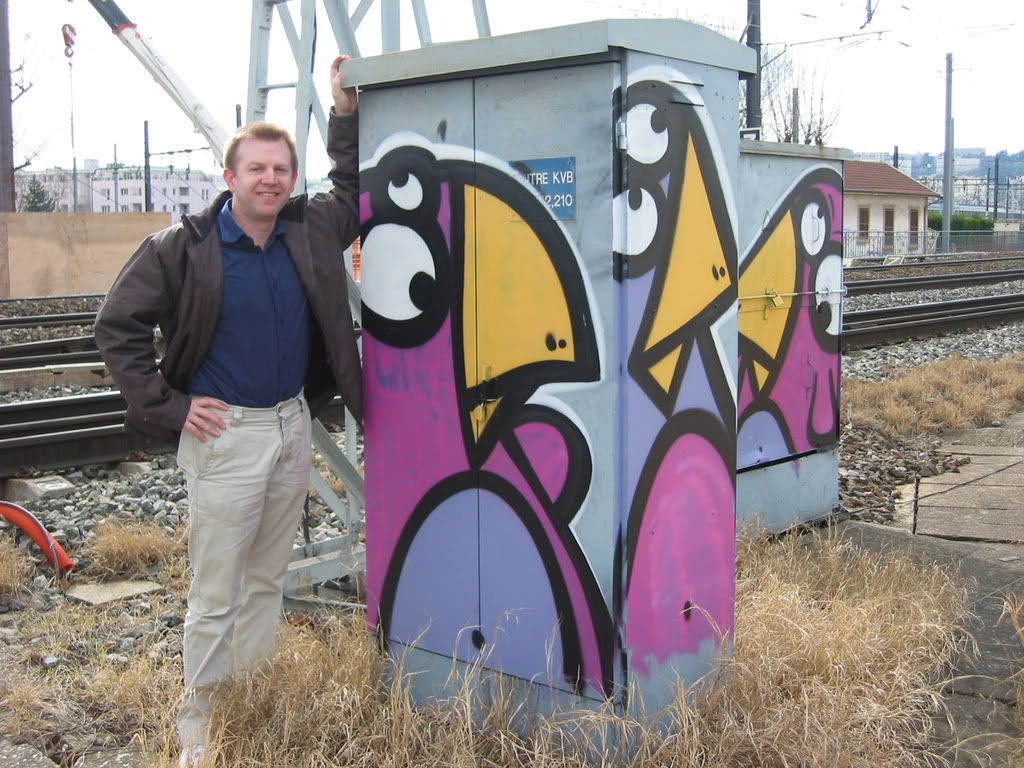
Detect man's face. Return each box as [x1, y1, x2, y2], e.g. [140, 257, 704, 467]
[223, 138, 297, 225]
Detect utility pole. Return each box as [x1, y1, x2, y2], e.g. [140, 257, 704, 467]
[143, 121, 152, 212]
[985, 168, 990, 217]
[745, 0, 762, 132]
[113, 145, 119, 211]
[941, 53, 953, 253]
[993, 154, 1000, 224]
[0, 0, 15, 212]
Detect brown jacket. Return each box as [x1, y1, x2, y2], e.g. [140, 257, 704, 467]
[95, 112, 362, 442]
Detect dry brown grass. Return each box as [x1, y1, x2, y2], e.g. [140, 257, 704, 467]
[0, 672, 80, 746]
[0, 535, 33, 598]
[843, 354, 1024, 438]
[1002, 594, 1024, 729]
[133, 527, 967, 768]
[2, 527, 972, 767]
[84, 520, 182, 579]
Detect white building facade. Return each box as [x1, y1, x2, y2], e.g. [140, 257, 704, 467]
[843, 160, 938, 260]
[16, 162, 225, 216]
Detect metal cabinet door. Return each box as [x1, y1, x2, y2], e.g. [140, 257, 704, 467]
[468, 64, 616, 699]
[360, 78, 483, 666]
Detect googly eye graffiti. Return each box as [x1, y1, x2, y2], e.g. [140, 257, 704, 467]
[360, 62, 844, 708]
[613, 70, 739, 680]
[737, 168, 844, 468]
[360, 136, 614, 697]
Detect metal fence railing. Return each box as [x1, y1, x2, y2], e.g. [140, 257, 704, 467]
[843, 229, 1024, 260]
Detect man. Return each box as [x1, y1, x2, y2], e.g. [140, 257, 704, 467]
[95, 55, 362, 766]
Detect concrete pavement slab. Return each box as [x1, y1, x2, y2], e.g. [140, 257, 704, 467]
[913, 506, 1024, 542]
[932, 694, 1021, 768]
[835, 521, 1024, 759]
[72, 748, 145, 767]
[65, 580, 162, 606]
[0, 740, 58, 767]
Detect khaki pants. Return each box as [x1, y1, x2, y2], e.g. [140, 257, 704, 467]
[175, 395, 311, 748]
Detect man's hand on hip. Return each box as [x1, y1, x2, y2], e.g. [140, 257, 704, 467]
[184, 397, 229, 442]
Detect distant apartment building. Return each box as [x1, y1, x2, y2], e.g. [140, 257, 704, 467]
[854, 151, 913, 177]
[15, 161, 225, 216]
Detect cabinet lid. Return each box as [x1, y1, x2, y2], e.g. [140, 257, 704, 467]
[342, 18, 756, 90]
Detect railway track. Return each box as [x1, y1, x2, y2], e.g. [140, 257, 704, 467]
[845, 268, 1024, 296]
[0, 277, 1019, 475]
[0, 336, 100, 371]
[0, 290, 1022, 369]
[0, 391, 161, 476]
[0, 393, 349, 477]
[842, 293, 1024, 350]
[0, 312, 97, 330]
[845, 254, 1024, 275]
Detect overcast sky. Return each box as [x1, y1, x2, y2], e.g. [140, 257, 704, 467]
[9, 0, 1021, 180]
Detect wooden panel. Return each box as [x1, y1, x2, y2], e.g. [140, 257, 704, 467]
[0, 212, 171, 297]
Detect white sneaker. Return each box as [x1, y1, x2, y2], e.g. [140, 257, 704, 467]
[178, 744, 205, 768]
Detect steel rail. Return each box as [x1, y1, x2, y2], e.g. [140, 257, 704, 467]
[0, 294, 103, 304]
[841, 293, 1024, 350]
[0, 312, 97, 330]
[0, 336, 98, 358]
[845, 254, 1024, 273]
[0, 393, 348, 477]
[845, 269, 1024, 296]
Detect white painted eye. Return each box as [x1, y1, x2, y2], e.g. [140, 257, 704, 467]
[361, 223, 435, 321]
[613, 188, 658, 256]
[814, 254, 843, 335]
[388, 173, 423, 211]
[801, 202, 827, 256]
[625, 104, 668, 165]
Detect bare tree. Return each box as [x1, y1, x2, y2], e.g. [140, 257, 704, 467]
[10, 62, 30, 103]
[745, 45, 839, 145]
[10, 59, 43, 171]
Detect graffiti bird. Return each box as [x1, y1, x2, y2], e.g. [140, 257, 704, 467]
[737, 168, 844, 464]
[359, 138, 614, 697]
[612, 74, 738, 680]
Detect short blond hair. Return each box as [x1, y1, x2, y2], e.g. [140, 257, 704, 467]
[224, 122, 298, 172]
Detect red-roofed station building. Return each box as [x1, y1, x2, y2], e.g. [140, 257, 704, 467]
[843, 160, 940, 259]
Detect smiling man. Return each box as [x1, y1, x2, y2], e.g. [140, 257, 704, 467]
[94, 56, 362, 767]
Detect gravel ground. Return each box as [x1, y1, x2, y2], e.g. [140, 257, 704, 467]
[843, 275, 1024, 380]
[0, 296, 103, 317]
[0, 383, 116, 405]
[0, 296, 100, 347]
[843, 278, 1024, 313]
[0, 323, 95, 347]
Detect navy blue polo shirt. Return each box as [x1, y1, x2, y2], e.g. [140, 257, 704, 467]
[188, 199, 311, 407]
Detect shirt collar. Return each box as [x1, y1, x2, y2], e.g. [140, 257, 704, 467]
[217, 198, 286, 247]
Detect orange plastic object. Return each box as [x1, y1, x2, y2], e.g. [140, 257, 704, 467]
[0, 501, 75, 575]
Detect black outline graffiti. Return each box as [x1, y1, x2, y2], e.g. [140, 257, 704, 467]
[498, 405, 615, 694]
[614, 81, 738, 422]
[378, 467, 614, 697]
[361, 146, 600, 466]
[737, 169, 843, 453]
[359, 147, 454, 349]
[624, 409, 736, 587]
[363, 142, 613, 697]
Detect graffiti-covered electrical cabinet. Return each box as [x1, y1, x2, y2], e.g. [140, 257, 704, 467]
[348, 19, 755, 716]
[734, 142, 850, 531]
